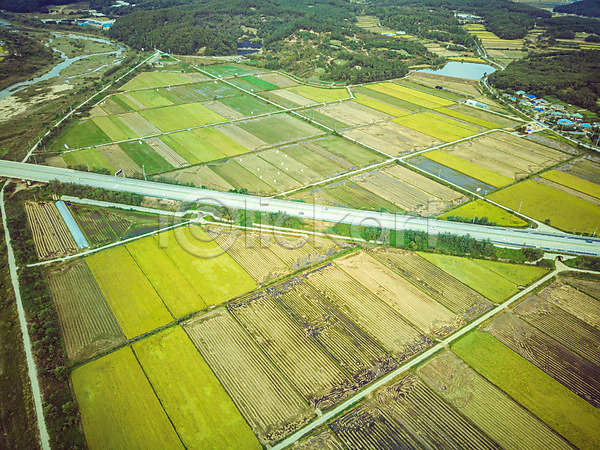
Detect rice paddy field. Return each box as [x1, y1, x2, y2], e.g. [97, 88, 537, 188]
[438, 199, 528, 227]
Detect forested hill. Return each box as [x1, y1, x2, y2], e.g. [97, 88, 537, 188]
[488, 51, 600, 113]
[555, 0, 600, 18]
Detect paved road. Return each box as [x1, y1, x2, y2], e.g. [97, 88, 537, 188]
[0, 185, 50, 449]
[273, 261, 594, 449]
[1, 160, 599, 255]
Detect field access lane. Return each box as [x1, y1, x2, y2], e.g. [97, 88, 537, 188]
[1, 160, 599, 256]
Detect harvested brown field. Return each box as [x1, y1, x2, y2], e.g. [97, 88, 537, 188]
[527, 133, 579, 154]
[313, 101, 389, 128]
[564, 275, 600, 300]
[406, 71, 481, 97]
[145, 137, 189, 168]
[228, 292, 356, 409]
[216, 123, 268, 151]
[203, 100, 245, 120]
[304, 263, 432, 361]
[293, 427, 343, 450]
[351, 165, 465, 216]
[344, 121, 442, 156]
[419, 351, 570, 449]
[515, 296, 600, 366]
[370, 248, 493, 321]
[451, 104, 521, 128]
[270, 89, 315, 106]
[97, 145, 141, 175]
[556, 157, 600, 184]
[47, 260, 124, 360]
[118, 112, 161, 136]
[26, 201, 77, 259]
[330, 402, 422, 449]
[46, 155, 68, 168]
[184, 308, 313, 445]
[258, 73, 298, 88]
[539, 279, 600, 330]
[335, 252, 463, 338]
[485, 313, 600, 408]
[374, 374, 498, 448]
[267, 277, 398, 385]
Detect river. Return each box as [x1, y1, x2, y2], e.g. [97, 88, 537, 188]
[0, 21, 125, 101]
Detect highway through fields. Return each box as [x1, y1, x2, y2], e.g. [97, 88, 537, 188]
[2, 160, 600, 256]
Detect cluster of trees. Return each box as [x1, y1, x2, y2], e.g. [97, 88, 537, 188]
[555, 0, 600, 18]
[445, 215, 498, 226]
[47, 180, 144, 206]
[0, 0, 71, 13]
[540, 15, 600, 39]
[489, 50, 600, 113]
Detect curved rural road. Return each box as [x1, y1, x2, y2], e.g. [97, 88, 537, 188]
[1, 160, 599, 256]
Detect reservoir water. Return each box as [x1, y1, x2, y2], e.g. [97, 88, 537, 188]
[418, 61, 496, 80]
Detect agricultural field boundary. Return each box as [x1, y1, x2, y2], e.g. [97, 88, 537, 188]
[272, 261, 597, 449]
[0, 185, 50, 449]
[60, 196, 189, 216]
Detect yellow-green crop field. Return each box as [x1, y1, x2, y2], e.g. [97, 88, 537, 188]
[438, 199, 528, 227]
[488, 179, 600, 234]
[541, 170, 600, 199]
[139, 103, 225, 132]
[424, 150, 513, 187]
[419, 252, 547, 302]
[435, 107, 500, 129]
[452, 332, 600, 449]
[86, 246, 173, 339]
[133, 327, 261, 448]
[353, 94, 411, 117]
[393, 112, 478, 142]
[72, 347, 184, 449]
[368, 82, 454, 109]
[288, 85, 349, 102]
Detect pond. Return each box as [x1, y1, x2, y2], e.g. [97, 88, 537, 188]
[417, 61, 496, 80]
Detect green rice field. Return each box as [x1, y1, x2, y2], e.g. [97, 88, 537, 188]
[438, 199, 528, 227]
[52, 120, 111, 150]
[119, 141, 172, 174]
[139, 103, 225, 132]
[62, 148, 113, 171]
[237, 114, 323, 145]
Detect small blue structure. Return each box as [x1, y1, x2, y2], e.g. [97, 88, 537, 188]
[515, 90, 525, 95]
[508, 96, 517, 101]
[557, 118, 574, 126]
[524, 94, 536, 99]
[533, 107, 543, 112]
[582, 123, 592, 128]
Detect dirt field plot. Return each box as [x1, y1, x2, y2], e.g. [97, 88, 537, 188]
[370, 248, 493, 321]
[539, 279, 600, 330]
[394, 111, 478, 142]
[210, 159, 276, 194]
[268, 277, 397, 385]
[280, 143, 348, 178]
[336, 252, 463, 337]
[255, 72, 297, 88]
[97, 144, 141, 175]
[564, 275, 600, 300]
[451, 104, 521, 128]
[295, 108, 349, 130]
[288, 85, 349, 102]
[237, 153, 303, 192]
[219, 94, 279, 116]
[48, 261, 124, 360]
[258, 146, 324, 185]
[72, 347, 183, 449]
[92, 115, 137, 142]
[117, 112, 161, 137]
[121, 71, 193, 90]
[237, 114, 324, 145]
[133, 327, 260, 448]
[424, 150, 513, 187]
[161, 164, 232, 190]
[206, 229, 289, 284]
[86, 245, 174, 338]
[312, 101, 389, 128]
[453, 331, 600, 450]
[330, 402, 422, 449]
[266, 88, 315, 107]
[70, 206, 115, 246]
[26, 202, 77, 259]
[184, 309, 312, 445]
[344, 121, 442, 156]
[229, 292, 355, 409]
[304, 263, 431, 361]
[489, 179, 600, 234]
[216, 123, 269, 151]
[515, 296, 600, 367]
[119, 140, 172, 174]
[486, 313, 600, 408]
[420, 352, 569, 449]
[201, 100, 244, 120]
[367, 82, 454, 109]
[140, 103, 224, 132]
[293, 427, 343, 449]
[375, 374, 497, 449]
[308, 135, 386, 168]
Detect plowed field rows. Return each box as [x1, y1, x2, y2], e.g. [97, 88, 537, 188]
[228, 292, 355, 409]
[26, 201, 77, 259]
[515, 296, 600, 366]
[564, 276, 600, 300]
[71, 206, 115, 246]
[293, 428, 343, 450]
[335, 252, 463, 338]
[539, 280, 600, 330]
[369, 248, 493, 321]
[486, 314, 600, 408]
[47, 260, 124, 360]
[420, 352, 569, 449]
[304, 263, 431, 361]
[184, 309, 312, 445]
[268, 277, 397, 385]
